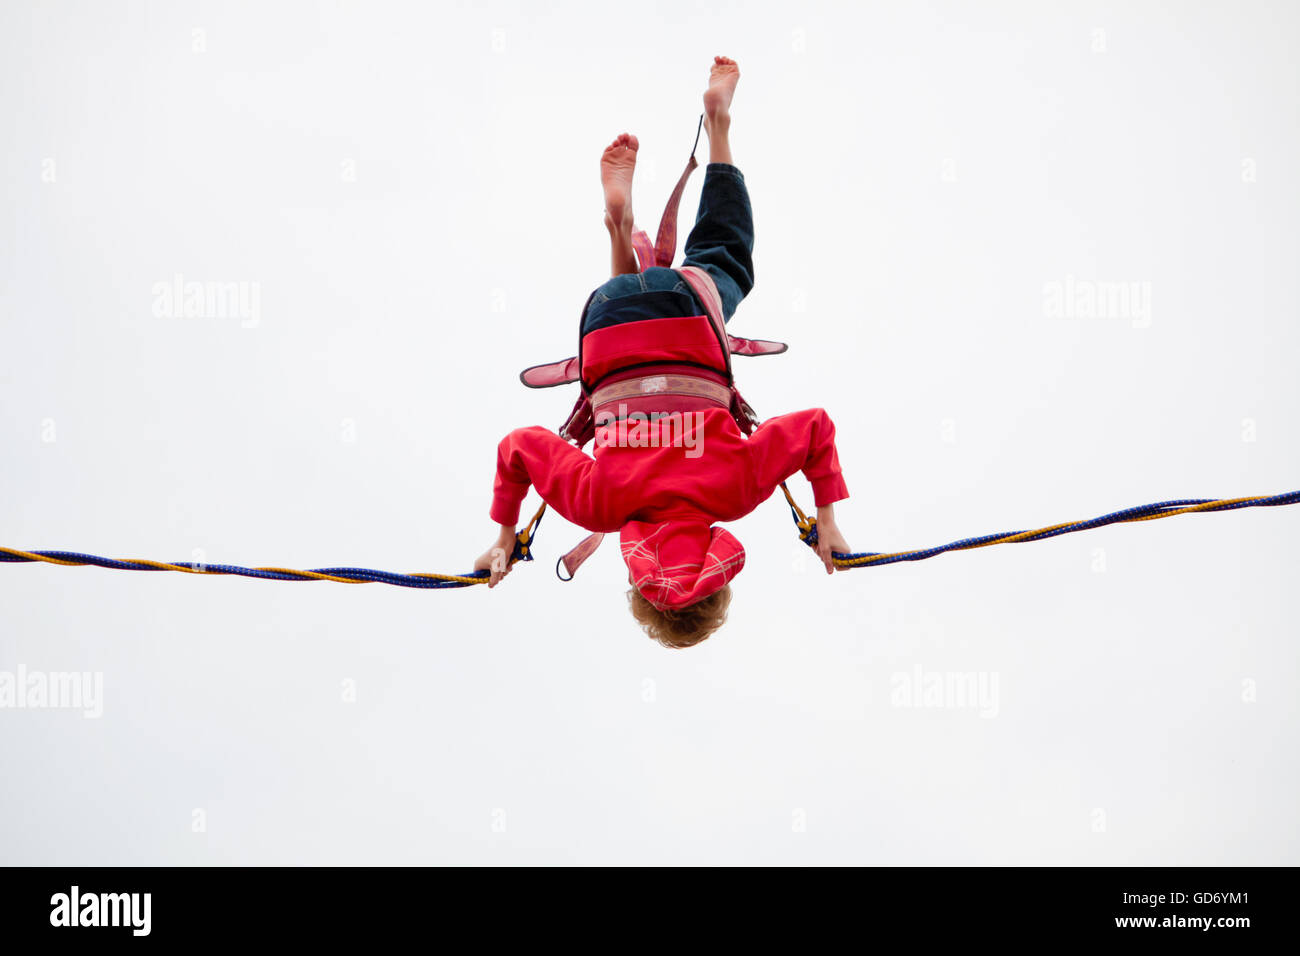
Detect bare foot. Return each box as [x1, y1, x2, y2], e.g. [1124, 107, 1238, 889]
[600, 132, 638, 233]
[703, 56, 739, 131]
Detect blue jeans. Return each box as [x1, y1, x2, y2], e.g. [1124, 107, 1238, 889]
[581, 163, 754, 334]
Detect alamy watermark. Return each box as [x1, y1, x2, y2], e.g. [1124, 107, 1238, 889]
[890, 665, 1000, 718]
[1043, 276, 1151, 328]
[0, 665, 103, 718]
[595, 405, 704, 458]
[50, 886, 150, 936]
[152, 273, 261, 328]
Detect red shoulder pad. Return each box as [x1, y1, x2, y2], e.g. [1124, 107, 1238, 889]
[727, 336, 788, 357]
[520, 357, 580, 388]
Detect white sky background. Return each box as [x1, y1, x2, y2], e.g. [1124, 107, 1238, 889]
[1, 0, 1297, 865]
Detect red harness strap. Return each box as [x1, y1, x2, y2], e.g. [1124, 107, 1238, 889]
[631, 122, 699, 272]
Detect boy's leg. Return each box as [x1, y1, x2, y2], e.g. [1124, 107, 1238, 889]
[682, 57, 752, 322]
[702, 56, 737, 166]
[601, 133, 640, 277]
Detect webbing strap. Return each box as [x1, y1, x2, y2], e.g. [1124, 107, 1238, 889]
[631, 115, 704, 273]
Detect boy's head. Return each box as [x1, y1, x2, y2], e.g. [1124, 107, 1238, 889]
[628, 584, 732, 649]
[620, 519, 744, 649]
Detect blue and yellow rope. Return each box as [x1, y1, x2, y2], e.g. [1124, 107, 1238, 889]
[781, 485, 1300, 568]
[3, 490, 1297, 588]
[0, 504, 546, 590]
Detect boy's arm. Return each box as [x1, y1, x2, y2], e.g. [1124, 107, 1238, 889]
[490, 425, 597, 526]
[748, 408, 852, 573]
[475, 427, 598, 587]
[747, 407, 849, 507]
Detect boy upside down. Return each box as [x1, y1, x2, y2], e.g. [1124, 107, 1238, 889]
[475, 56, 852, 649]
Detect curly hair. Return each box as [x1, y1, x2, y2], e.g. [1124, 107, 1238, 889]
[627, 585, 733, 649]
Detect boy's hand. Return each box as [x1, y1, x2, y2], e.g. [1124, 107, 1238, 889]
[474, 526, 518, 588]
[814, 504, 851, 575]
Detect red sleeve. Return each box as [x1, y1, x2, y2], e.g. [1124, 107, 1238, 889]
[746, 408, 849, 507]
[490, 426, 597, 527]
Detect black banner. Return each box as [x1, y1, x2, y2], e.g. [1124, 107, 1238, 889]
[0, 866, 1281, 943]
